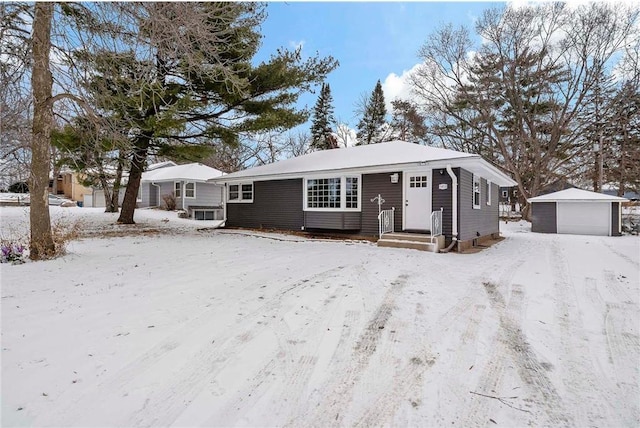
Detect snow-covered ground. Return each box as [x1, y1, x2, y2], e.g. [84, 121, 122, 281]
[1, 207, 639, 427]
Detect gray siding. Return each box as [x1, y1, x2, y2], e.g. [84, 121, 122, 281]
[612, 202, 621, 236]
[304, 212, 361, 230]
[183, 183, 223, 211]
[531, 202, 557, 233]
[361, 172, 403, 236]
[457, 168, 499, 241]
[432, 168, 454, 239]
[156, 182, 175, 208]
[226, 179, 304, 230]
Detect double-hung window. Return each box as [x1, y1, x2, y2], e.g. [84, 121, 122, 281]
[304, 176, 360, 211]
[472, 175, 481, 209]
[174, 182, 196, 198]
[185, 182, 195, 198]
[228, 182, 253, 203]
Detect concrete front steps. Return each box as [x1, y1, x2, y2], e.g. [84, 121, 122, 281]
[377, 232, 445, 253]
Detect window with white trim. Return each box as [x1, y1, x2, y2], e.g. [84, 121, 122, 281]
[185, 182, 195, 198]
[345, 177, 358, 209]
[502, 189, 508, 198]
[174, 182, 181, 198]
[473, 175, 481, 209]
[228, 182, 253, 203]
[304, 176, 360, 211]
[486, 180, 491, 206]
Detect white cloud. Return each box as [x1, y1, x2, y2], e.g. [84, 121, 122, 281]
[380, 63, 422, 112]
[289, 40, 305, 52]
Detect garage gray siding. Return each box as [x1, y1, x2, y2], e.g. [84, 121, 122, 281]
[612, 202, 621, 236]
[531, 202, 557, 233]
[361, 172, 403, 236]
[457, 168, 499, 241]
[226, 179, 304, 230]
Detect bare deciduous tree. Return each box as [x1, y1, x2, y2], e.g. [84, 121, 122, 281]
[410, 3, 638, 218]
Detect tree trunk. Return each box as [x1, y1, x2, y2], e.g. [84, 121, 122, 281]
[29, 2, 55, 260]
[107, 153, 125, 212]
[117, 144, 147, 224]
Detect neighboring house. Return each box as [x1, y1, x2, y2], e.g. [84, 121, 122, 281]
[49, 170, 93, 203]
[140, 163, 225, 220]
[528, 188, 628, 236]
[211, 140, 516, 251]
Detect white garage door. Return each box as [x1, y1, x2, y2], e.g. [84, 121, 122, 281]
[557, 202, 610, 236]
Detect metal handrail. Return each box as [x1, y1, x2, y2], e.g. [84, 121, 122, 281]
[378, 207, 395, 237]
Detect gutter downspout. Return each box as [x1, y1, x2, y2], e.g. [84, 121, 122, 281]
[221, 183, 227, 227]
[440, 164, 459, 253]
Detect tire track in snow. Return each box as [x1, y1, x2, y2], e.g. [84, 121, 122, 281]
[600, 239, 640, 270]
[42, 264, 348, 427]
[461, 256, 573, 428]
[548, 242, 617, 427]
[294, 274, 409, 428]
[603, 302, 640, 425]
[124, 265, 352, 427]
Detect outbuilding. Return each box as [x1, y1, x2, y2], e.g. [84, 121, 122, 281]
[528, 188, 628, 236]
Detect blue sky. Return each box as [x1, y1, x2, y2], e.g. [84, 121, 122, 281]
[254, 2, 500, 129]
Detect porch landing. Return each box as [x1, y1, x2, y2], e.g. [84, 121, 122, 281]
[377, 232, 445, 253]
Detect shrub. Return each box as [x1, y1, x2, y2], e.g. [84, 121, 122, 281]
[162, 193, 176, 211]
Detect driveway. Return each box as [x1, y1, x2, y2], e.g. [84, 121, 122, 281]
[1, 210, 638, 427]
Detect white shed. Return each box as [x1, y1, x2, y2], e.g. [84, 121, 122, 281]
[528, 188, 628, 236]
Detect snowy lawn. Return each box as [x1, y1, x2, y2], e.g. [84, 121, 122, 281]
[1, 207, 639, 427]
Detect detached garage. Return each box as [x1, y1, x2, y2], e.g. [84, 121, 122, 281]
[529, 188, 628, 236]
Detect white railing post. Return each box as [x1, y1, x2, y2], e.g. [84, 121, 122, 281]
[378, 207, 395, 237]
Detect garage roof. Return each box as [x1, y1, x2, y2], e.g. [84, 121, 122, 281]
[528, 188, 629, 202]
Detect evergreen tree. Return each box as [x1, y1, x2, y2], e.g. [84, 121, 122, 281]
[356, 80, 388, 145]
[390, 99, 428, 144]
[65, 2, 337, 224]
[310, 83, 337, 150]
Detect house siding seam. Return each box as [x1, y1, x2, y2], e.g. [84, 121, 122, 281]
[457, 168, 499, 241]
[226, 179, 304, 230]
[611, 202, 620, 236]
[531, 202, 557, 233]
[362, 172, 403, 236]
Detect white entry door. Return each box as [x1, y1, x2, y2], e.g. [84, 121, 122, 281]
[404, 172, 431, 231]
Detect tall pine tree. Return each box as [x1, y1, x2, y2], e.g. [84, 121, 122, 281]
[310, 83, 337, 150]
[356, 80, 388, 145]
